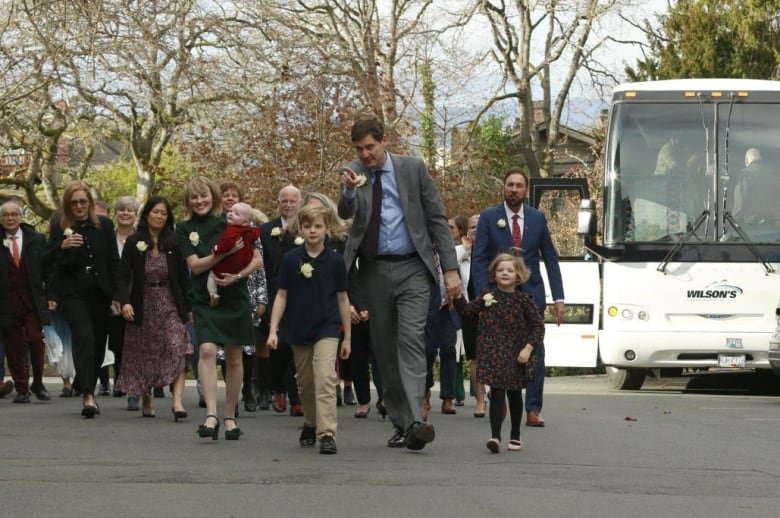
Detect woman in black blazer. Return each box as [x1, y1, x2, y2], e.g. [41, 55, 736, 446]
[115, 196, 192, 419]
[49, 181, 120, 418]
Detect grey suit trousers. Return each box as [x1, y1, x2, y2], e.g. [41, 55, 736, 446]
[358, 255, 433, 430]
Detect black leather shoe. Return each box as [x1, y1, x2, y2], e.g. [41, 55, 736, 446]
[336, 385, 343, 407]
[387, 427, 407, 448]
[13, 392, 31, 404]
[319, 435, 337, 454]
[112, 389, 125, 397]
[153, 387, 165, 398]
[31, 384, 51, 401]
[257, 390, 270, 410]
[299, 425, 316, 447]
[406, 421, 435, 451]
[243, 393, 258, 412]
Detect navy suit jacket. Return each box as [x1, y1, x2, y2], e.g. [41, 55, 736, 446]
[471, 202, 564, 314]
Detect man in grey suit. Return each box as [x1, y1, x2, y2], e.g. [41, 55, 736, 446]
[338, 117, 460, 450]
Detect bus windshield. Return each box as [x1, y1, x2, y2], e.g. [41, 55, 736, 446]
[604, 100, 780, 244]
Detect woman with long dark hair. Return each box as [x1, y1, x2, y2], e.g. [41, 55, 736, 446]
[115, 197, 192, 419]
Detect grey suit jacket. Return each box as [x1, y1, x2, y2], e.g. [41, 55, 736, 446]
[337, 152, 457, 278]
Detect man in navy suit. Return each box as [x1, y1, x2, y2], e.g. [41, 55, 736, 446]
[471, 170, 564, 427]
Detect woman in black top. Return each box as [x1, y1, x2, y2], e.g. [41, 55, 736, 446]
[49, 181, 120, 418]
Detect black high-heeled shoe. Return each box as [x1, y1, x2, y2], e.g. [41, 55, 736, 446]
[376, 400, 387, 419]
[172, 407, 188, 422]
[223, 417, 243, 440]
[197, 415, 219, 440]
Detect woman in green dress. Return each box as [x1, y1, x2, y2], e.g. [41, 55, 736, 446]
[176, 177, 262, 440]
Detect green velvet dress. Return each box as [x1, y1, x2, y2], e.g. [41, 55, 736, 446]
[176, 213, 254, 346]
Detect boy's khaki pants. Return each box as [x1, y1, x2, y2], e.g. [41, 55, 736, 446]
[292, 337, 339, 438]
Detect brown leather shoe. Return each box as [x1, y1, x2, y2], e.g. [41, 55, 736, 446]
[441, 399, 457, 415]
[422, 389, 432, 422]
[289, 403, 303, 417]
[272, 392, 287, 413]
[0, 380, 14, 398]
[526, 410, 545, 427]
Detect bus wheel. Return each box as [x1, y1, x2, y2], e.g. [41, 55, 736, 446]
[606, 367, 646, 390]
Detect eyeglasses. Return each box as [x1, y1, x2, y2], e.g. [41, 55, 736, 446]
[70, 199, 90, 207]
[0, 213, 21, 218]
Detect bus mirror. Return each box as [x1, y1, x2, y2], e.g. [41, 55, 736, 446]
[577, 199, 597, 238]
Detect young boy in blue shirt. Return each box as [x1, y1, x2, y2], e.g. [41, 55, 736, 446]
[267, 204, 351, 454]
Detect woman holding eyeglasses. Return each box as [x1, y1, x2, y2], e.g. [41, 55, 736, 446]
[48, 181, 120, 418]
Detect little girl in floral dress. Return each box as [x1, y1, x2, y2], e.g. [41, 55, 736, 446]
[454, 253, 545, 453]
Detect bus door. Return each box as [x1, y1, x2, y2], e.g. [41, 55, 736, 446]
[528, 177, 599, 367]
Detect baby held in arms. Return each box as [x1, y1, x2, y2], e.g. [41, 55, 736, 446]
[207, 202, 261, 307]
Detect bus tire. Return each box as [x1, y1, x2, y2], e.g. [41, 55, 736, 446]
[606, 367, 646, 390]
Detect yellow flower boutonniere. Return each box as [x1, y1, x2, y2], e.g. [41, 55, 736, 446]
[271, 227, 282, 237]
[299, 262, 314, 279]
[189, 232, 200, 246]
[294, 236, 305, 246]
[63, 228, 74, 237]
[497, 218, 507, 229]
[482, 293, 496, 307]
[2, 239, 10, 249]
[136, 240, 149, 252]
[355, 174, 368, 187]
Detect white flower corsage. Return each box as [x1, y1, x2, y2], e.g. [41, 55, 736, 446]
[482, 293, 496, 307]
[63, 228, 74, 237]
[299, 262, 314, 279]
[189, 231, 200, 246]
[271, 227, 282, 237]
[294, 236, 304, 246]
[497, 218, 507, 229]
[355, 174, 368, 187]
[2, 239, 10, 249]
[136, 240, 149, 252]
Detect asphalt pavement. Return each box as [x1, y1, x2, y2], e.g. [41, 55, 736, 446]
[1, 374, 779, 518]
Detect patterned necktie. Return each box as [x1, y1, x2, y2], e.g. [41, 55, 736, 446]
[512, 214, 522, 249]
[10, 235, 20, 267]
[362, 170, 385, 258]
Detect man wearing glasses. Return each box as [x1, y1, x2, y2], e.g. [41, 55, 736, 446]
[0, 199, 54, 403]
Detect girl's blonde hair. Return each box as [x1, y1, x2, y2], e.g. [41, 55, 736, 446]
[489, 253, 530, 284]
[182, 176, 222, 218]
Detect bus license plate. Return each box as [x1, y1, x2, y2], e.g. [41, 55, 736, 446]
[718, 354, 746, 368]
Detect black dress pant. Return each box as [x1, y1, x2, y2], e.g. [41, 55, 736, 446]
[60, 282, 110, 396]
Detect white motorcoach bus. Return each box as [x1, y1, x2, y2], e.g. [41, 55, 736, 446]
[535, 79, 780, 389]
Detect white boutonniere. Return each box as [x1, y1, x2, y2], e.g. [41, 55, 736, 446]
[271, 226, 282, 237]
[497, 218, 507, 229]
[355, 174, 368, 187]
[2, 239, 10, 249]
[482, 293, 496, 307]
[136, 240, 149, 252]
[294, 236, 304, 246]
[299, 262, 314, 279]
[63, 228, 74, 237]
[189, 231, 200, 246]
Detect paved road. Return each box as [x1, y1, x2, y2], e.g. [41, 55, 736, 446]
[1, 374, 779, 518]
